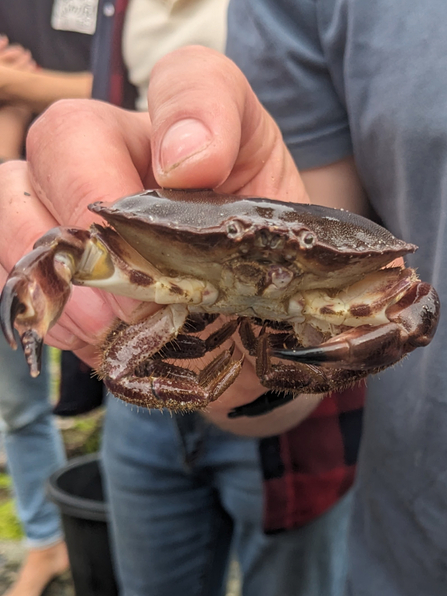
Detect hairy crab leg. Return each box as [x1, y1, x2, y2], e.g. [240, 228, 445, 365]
[229, 331, 369, 418]
[105, 345, 243, 411]
[255, 333, 367, 389]
[99, 304, 189, 382]
[228, 330, 370, 418]
[100, 309, 243, 410]
[157, 319, 239, 359]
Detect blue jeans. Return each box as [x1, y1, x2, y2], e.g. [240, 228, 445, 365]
[0, 334, 66, 548]
[102, 395, 353, 596]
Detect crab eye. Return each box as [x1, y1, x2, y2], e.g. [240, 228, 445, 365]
[298, 231, 316, 248]
[226, 220, 244, 238]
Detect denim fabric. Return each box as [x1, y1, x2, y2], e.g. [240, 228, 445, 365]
[102, 395, 353, 596]
[0, 334, 66, 548]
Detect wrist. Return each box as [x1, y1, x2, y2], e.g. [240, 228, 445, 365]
[203, 392, 323, 437]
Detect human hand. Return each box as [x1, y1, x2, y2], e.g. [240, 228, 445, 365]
[0, 104, 154, 366]
[0, 47, 317, 430]
[0, 35, 37, 71]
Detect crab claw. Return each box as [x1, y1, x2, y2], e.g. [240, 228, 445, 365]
[273, 282, 440, 371]
[0, 271, 56, 376]
[0, 239, 75, 376]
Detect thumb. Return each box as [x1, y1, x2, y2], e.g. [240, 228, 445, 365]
[148, 46, 276, 192]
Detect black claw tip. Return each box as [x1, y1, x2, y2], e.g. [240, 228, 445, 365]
[0, 278, 27, 350]
[272, 346, 329, 364]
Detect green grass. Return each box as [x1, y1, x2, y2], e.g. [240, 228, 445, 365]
[0, 474, 23, 540]
[0, 499, 23, 540]
[48, 346, 61, 404]
[0, 473, 12, 490]
[72, 417, 98, 433]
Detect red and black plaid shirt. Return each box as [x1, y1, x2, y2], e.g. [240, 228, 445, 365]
[260, 385, 365, 533]
[91, 0, 366, 534]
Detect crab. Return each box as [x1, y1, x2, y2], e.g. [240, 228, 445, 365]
[0, 189, 440, 416]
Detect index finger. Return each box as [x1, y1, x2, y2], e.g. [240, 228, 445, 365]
[26, 99, 155, 227]
[0, 161, 57, 270]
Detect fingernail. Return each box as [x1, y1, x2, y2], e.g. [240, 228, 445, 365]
[159, 118, 212, 173]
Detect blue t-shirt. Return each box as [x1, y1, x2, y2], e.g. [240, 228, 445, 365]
[227, 1, 447, 595]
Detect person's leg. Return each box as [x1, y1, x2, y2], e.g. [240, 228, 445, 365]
[101, 396, 235, 596]
[234, 490, 352, 596]
[208, 422, 353, 596]
[0, 336, 68, 596]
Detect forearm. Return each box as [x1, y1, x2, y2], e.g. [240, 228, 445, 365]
[0, 104, 32, 160]
[0, 67, 92, 112]
[204, 392, 323, 437]
[300, 155, 371, 216]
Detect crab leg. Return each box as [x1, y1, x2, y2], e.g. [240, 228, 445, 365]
[158, 319, 239, 359]
[99, 304, 191, 392]
[99, 308, 243, 411]
[229, 329, 370, 418]
[106, 346, 243, 412]
[273, 282, 440, 370]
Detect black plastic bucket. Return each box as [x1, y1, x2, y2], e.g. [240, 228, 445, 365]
[47, 453, 119, 596]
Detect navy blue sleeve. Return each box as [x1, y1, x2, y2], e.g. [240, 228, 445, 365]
[226, 0, 352, 169]
[91, 0, 115, 102]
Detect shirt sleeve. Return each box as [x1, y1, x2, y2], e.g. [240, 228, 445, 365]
[226, 0, 352, 169]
